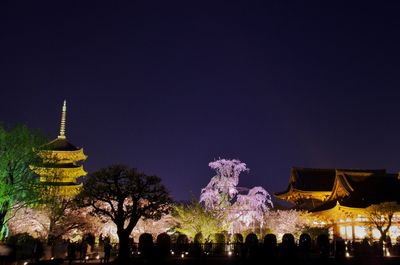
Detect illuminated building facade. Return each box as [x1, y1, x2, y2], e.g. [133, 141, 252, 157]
[31, 100, 87, 197]
[276, 167, 400, 241]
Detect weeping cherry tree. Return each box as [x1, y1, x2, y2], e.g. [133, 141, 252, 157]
[200, 158, 273, 233]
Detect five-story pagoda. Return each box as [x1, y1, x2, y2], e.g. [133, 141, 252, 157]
[31, 100, 87, 197]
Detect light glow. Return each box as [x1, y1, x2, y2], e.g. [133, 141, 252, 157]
[354, 226, 367, 239]
[389, 226, 400, 240]
[372, 228, 380, 239]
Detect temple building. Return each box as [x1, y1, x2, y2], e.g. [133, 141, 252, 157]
[276, 167, 400, 241]
[31, 100, 87, 197]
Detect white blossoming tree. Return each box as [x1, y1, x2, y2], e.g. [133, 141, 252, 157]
[231, 186, 273, 232]
[200, 159, 248, 211]
[265, 210, 312, 238]
[200, 159, 273, 233]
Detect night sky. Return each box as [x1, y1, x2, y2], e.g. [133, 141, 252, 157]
[2, 1, 400, 201]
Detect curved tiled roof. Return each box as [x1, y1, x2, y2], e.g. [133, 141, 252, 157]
[41, 137, 80, 151]
[310, 171, 400, 212]
[275, 167, 336, 196]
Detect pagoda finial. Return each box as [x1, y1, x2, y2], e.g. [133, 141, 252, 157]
[58, 100, 67, 139]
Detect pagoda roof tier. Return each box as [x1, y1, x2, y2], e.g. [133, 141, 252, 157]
[37, 148, 87, 163]
[41, 181, 82, 186]
[35, 163, 81, 168]
[41, 182, 82, 197]
[42, 137, 80, 151]
[31, 165, 87, 180]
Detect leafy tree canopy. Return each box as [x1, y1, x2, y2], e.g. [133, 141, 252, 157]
[78, 164, 172, 260]
[173, 200, 225, 241]
[0, 124, 46, 234]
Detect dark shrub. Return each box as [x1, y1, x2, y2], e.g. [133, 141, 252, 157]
[245, 233, 258, 245]
[177, 234, 189, 245]
[232, 234, 243, 244]
[299, 233, 312, 259]
[176, 234, 189, 255]
[232, 234, 243, 256]
[334, 237, 345, 260]
[245, 233, 259, 258]
[156, 233, 171, 259]
[138, 233, 153, 258]
[212, 233, 225, 255]
[281, 233, 296, 260]
[263, 234, 278, 259]
[264, 234, 277, 246]
[194, 233, 203, 244]
[191, 233, 203, 257]
[7, 233, 42, 261]
[317, 234, 330, 258]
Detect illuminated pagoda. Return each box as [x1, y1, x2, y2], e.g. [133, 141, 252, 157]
[31, 100, 87, 197]
[276, 167, 400, 241]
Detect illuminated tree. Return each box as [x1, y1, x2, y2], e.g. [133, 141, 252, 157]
[367, 201, 400, 243]
[231, 187, 273, 232]
[100, 214, 178, 243]
[200, 159, 248, 211]
[7, 207, 48, 239]
[78, 165, 172, 261]
[265, 210, 311, 238]
[40, 197, 93, 243]
[173, 200, 225, 241]
[0, 124, 46, 237]
[131, 214, 177, 242]
[200, 159, 273, 234]
[7, 205, 98, 243]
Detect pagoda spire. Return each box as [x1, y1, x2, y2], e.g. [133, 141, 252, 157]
[58, 100, 67, 139]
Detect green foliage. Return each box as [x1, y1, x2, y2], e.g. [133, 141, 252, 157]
[173, 200, 226, 241]
[0, 124, 46, 235]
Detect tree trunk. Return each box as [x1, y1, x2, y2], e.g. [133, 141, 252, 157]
[0, 202, 9, 240]
[117, 230, 130, 262]
[48, 219, 56, 257]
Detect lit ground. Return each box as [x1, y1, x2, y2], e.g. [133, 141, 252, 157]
[26, 256, 400, 265]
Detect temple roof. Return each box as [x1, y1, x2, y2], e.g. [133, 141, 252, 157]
[276, 168, 389, 196]
[275, 167, 400, 214]
[42, 137, 80, 151]
[291, 168, 336, 191]
[275, 167, 336, 197]
[310, 172, 400, 212]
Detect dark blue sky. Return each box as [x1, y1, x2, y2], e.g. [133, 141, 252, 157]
[2, 1, 400, 201]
